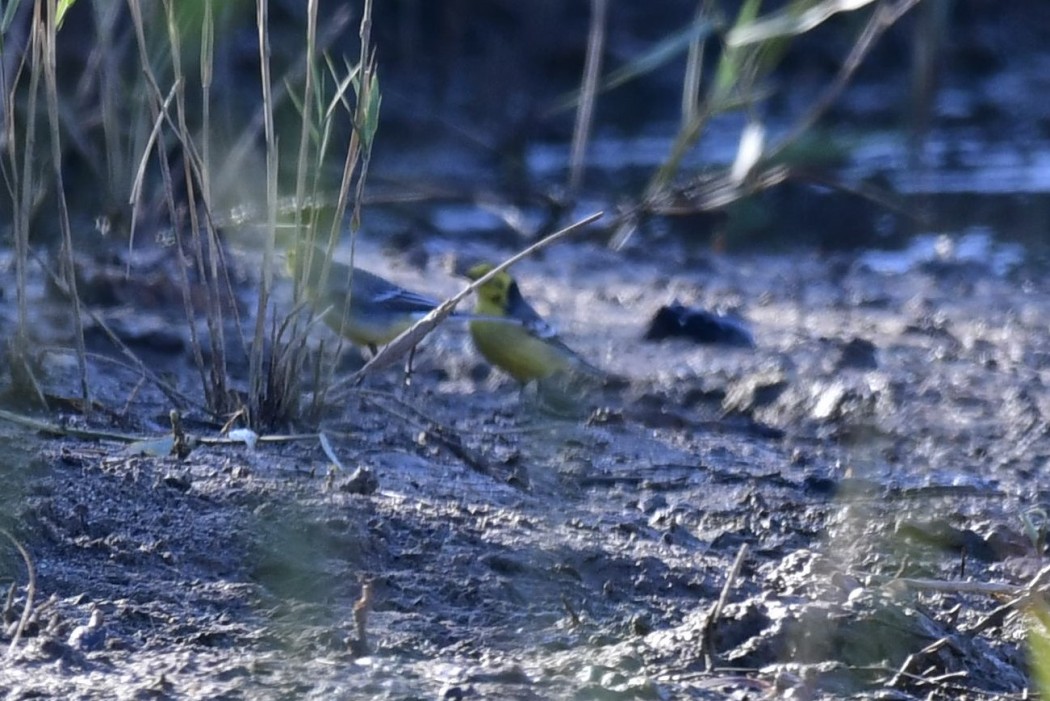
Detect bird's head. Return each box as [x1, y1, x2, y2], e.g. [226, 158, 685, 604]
[463, 261, 514, 308]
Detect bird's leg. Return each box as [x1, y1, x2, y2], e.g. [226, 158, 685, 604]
[402, 345, 418, 387]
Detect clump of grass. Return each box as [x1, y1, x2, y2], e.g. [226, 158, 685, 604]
[258, 0, 382, 427]
[0, 0, 382, 430]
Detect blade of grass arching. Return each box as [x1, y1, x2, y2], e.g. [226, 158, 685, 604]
[11, 2, 37, 352]
[681, 1, 712, 125]
[30, 249, 205, 411]
[712, 0, 764, 100]
[727, 0, 877, 47]
[125, 0, 173, 259]
[636, 0, 762, 223]
[249, 0, 280, 428]
[218, 5, 352, 196]
[42, 0, 90, 411]
[568, 0, 607, 195]
[269, 0, 321, 427]
[643, 0, 784, 222]
[127, 1, 215, 408]
[126, 81, 176, 269]
[637, 0, 917, 242]
[200, 0, 213, 204]
[163, 0, 229, 413]
[85, 1, 125, 204]
[547, 15, 718, 117]
[293, 0, 318, 233]
[164, 0, 231, 414]
[1, 0, 23, 34]
[767, 0, 922, 161]
[312, 1, 378, 416]
[55, 0, 75, 29]
[719, 0, 821, 108]
[324, 53, 360, 123]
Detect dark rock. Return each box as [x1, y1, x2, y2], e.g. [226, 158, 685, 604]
[644, 301, 755, 347]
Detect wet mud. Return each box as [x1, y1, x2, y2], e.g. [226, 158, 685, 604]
[0, 238, 1046, 699]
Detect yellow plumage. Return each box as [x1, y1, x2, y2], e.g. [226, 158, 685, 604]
[463, 262, 602, 385]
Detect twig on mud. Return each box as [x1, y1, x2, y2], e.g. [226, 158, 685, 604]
[28, 250, 203, 413]
[348, 579, 373, 656]
[355, 389, 529, 491]
[895, 577, 1029, 597]
[325, 211, 604, 398]
[0, 405, 317, 449]
[201, 433, 320, 446]
[861, 662, 972, 696]
[825, 483, 1006, 504]
[0, 407, 142, 442]
[561, 595, 581, 628]
[963, 563, 1050, 636]
[887, 636, 952, 688]
[700, 542, 749, 670]
[651, 669, 772, 693]
[169, 410, 193, 459]
[2, 529, 36, 659]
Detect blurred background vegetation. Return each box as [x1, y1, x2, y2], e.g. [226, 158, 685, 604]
[11, 0, 1049, 247]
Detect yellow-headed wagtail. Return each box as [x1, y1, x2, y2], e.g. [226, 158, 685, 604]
[290, 247, 517, 362]
[461, 262, 604, 385]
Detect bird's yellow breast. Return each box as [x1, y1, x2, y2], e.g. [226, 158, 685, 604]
[469, 320, 572, 383]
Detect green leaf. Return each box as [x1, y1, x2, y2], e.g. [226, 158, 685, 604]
[56, 0, 76, 30]
[1, 0, 24, 35]
[714, 0, 763, 98]
[351, 68, 381, 151]
[362, 72, 381, 149]
[727, 0, 878, 47]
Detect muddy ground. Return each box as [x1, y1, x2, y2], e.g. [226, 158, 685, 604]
[0, 236, 1047, 700]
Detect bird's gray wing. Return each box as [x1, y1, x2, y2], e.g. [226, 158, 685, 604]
[506, 280, 558, 339]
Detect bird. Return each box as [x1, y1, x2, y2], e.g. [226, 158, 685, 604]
[461, 262, 604, 386]
[290, 245, 459, 356]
